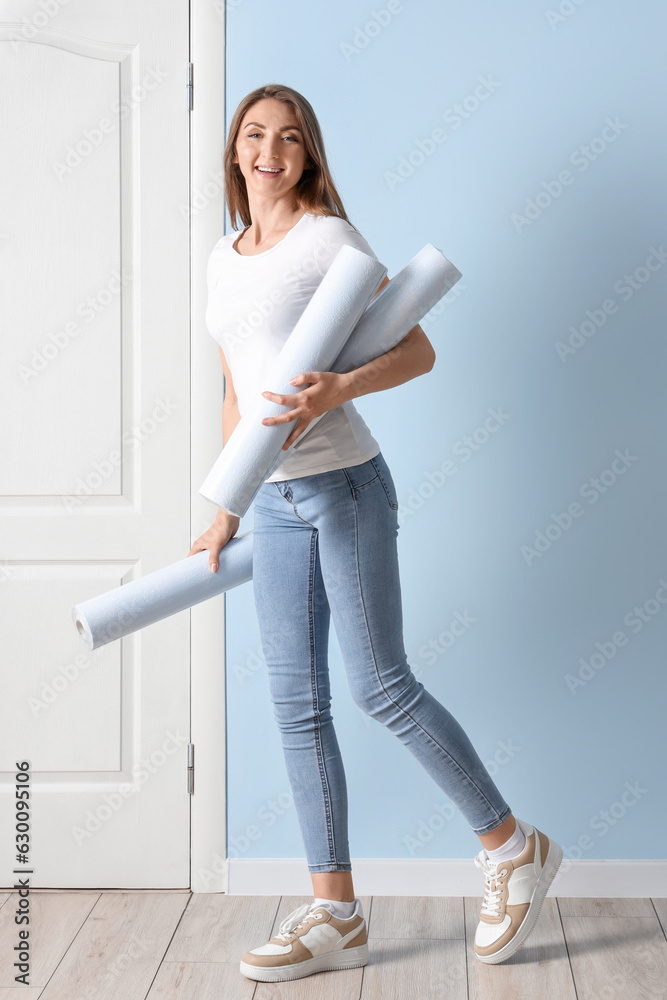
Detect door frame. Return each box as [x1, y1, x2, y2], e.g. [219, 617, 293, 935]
[190, 0, 229, 893]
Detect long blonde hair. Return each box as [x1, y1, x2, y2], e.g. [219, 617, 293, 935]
[223, 83, 360, 233]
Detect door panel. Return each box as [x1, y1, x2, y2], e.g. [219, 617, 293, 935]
[0, 0, 192, 887]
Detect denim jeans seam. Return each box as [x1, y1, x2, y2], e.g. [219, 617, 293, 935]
[470, 805, 513, 836]
[348, 497, 505, 824]
[308, 862, 352, 872]
[341, 465, 377, 499]
[308, 527, 339, 868]
[273, 481, 313, 525]
[370, 456, 399, 510]
[292, 502, 311, 524]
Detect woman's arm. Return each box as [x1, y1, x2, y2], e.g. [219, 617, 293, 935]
[219, 345, 241, 446]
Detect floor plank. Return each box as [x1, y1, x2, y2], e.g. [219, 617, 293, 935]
[361, 937, 467, 1000]
[366, 895, 464, 940]
[26, 888, 189, 894]
[38, 892, 188, 1000]
[165, 894, 279, 962]
[558, 897, 656, 918]
[650, 898, 667, 939]
[0, 990, 44, 999]
[146, 961, 255, 999]
[0, 892, 99, 989]
[560, 914, 667, 1000]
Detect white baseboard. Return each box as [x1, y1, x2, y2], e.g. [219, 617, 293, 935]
[227, 858, 667, 897]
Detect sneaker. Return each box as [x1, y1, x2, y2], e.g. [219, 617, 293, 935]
[472, 816, 563, 964]
[239, 897, 369, 982]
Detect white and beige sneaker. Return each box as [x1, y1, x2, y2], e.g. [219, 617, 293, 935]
[472, 817, 563, 963]
[239, 897, 369, 982]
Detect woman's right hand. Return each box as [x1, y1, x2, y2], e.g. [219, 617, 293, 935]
[187, 511, 241, 573]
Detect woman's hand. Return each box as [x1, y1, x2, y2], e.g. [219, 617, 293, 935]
[187, 511, 241, 573]
[261, 371, 350, 450]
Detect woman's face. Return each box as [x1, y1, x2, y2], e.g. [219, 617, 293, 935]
[233, 97, 309, 202]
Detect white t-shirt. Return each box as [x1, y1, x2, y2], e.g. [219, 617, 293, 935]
[205, 211, 382, 482]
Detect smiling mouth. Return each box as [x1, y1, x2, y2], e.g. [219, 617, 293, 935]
[255, 166, 283, 174]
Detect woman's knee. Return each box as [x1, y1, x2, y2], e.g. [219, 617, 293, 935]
[270, 696, 334, 734]
[350, 669, 422, 721]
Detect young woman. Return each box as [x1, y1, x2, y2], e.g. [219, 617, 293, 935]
[188, 83, 562, 983]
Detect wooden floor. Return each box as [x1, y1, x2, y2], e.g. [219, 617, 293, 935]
[1, 890, 666, 999]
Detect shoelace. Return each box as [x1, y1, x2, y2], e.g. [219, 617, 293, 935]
[275, 902, 325, 941]
[473, 851, 509, 917]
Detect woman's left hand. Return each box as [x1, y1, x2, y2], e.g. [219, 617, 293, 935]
[261, 371, 348, 450]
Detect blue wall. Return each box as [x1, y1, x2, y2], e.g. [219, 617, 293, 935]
[223, 0, 666, 865]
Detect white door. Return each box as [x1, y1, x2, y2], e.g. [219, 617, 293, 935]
[0, 0, 210, 888]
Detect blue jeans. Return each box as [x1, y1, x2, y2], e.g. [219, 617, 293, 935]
[252, 450, 512, 873]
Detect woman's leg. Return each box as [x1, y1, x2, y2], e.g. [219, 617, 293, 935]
[477, 813, 517, 849]
[252, 480, 356, 892]
[310, 871, 356, 902]
[286, 453, 514, 842]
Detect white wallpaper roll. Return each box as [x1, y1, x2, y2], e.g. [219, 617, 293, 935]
[293, 243, 461, 446]
[72, 531, 254, 650]
[72, 244, 462, 649]
[199, 244, 388, 517]
[334, 244, 460, 372]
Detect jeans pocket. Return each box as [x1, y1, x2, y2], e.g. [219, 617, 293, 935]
[351, 469, 380, 494]
[370, 456, 399, 510]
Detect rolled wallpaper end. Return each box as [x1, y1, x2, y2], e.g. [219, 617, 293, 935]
[72, 531, 254, 649]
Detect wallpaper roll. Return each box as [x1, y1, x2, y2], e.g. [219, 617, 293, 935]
[334, 244, 460, 373]
[72, 531, 254, 650]
[293, 243, 462, 446]
[199, 244, 387, 517]
[72, 244, 462, 649]
[244, 245, 461, 479]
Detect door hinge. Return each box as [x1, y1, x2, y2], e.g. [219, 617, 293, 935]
[187, 743, 195, 794]
[187, 62, 193, 111]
